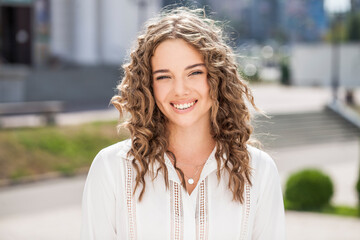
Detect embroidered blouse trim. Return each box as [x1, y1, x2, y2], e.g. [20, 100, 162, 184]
[170, 180, 184, 240]
[240, 182, 251, 240]
[125, 160, 137, 240]
[197, 178, 209, 240]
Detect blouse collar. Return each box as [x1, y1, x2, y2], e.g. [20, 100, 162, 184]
[159, 146, 220, 185]
[120, 139, 224, 185]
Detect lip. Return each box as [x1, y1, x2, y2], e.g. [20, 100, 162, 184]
[170, 100, 198, 113]
[170, 99, 197, 105]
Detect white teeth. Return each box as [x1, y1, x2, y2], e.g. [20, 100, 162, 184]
[173, 101, 195, 110]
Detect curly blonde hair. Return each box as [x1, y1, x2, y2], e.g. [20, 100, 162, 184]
[112, 7, 258, 203]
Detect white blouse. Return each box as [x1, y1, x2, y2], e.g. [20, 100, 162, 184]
[81, 139, 285, 240]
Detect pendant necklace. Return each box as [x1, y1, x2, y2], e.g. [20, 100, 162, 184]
[184, 165, 203, 185]
[166, 153, 207, 185]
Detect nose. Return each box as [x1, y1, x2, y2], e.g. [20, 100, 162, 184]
[173, 77, 189, 96]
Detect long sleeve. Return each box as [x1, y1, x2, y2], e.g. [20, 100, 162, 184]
[252, 151, 286, 240]
[81, 151, 117, 240]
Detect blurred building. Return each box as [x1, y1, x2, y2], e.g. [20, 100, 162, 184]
[208, 0, 247, 19]
[187, 0, 328, 43]
[0, 0, 161, 67]
[282, 0, 328, 42]
[0, 0, 332, 69]
[250, 0, 280, 41]
[351, 0, 360, 12]
[0, 0, 49, 66]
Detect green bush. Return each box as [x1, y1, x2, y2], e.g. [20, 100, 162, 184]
[280, 60, 290, 85]
[285, 169, 334, 210]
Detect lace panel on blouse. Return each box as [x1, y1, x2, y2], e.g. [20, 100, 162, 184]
[240, 182, 251, 240]
[196, 178, 209, 240]
[170, 180, 184, 240]
[125, 160, 137, 240]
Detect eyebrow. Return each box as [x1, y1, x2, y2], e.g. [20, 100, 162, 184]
[152, 63, 205, 74]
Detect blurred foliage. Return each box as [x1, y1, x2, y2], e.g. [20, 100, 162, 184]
[321, 205, 359, 217]
[347, 12, 360, 41]
[324, 19, 347, 43]
[285, 168, 334, 210]
[284, 199, 359, 217]
[280, 58, 290, 85]
[324, 12, 360, 43]
[0, 121, 129, 180]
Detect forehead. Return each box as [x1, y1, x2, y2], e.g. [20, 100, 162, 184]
[151, 39, 204, 70]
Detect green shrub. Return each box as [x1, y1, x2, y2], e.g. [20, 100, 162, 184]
[280, 60, 290, 85]
[285, 169, 334, 210]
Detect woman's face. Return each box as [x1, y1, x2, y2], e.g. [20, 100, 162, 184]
[151, 39, 212, 130]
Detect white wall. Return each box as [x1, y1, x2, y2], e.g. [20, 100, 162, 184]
[100, 0, 162, 64]
[339, 44, 360, 88]
[50, 0, 162, 65]
[290, 44, 360, 87]
[100, 0, 137, 64]
[50, 0, 74, 61]
[290, 44, 332, 86]
[72, 0, 98, 64]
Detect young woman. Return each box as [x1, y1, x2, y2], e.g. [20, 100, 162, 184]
[82, 8, 285, 240]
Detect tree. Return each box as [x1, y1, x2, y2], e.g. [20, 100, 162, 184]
[347, 12, 360, 41]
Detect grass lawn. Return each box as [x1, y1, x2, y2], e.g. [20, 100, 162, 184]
[284, 199, 359, 218]
[0, 121, 129, 181]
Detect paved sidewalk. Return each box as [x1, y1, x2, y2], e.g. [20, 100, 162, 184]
[286, 211, 360, 240]
[0, 176, 84, 240]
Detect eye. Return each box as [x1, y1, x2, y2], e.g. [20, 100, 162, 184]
[155, 75, 170, 80]
[189, 71, 203, 76]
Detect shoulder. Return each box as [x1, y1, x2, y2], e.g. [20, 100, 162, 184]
[246, 145, 280, 183]
[247, 145, 277, 171]
[96, 139, 132, 162]
[88, 139, 132, 176]
[85, 139, 132, 188]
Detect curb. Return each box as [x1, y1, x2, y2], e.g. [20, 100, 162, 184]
[0, 167, 89, 188]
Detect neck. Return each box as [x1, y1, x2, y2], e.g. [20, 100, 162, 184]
[167, 121, 215, 165]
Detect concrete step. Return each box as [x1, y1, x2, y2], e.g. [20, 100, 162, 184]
[253, 110, 360, 148]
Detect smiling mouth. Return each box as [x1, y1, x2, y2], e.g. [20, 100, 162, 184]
[171, 100, 197, 110]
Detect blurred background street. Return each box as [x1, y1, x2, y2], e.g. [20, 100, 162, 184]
[1, 0, 360, 239]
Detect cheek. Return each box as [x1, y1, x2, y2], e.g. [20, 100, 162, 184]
[203, 80, 213, 106]
[152, 83, 167, 104]
[200, 78, 211, 97]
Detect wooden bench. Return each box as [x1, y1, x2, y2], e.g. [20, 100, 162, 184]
[0, 101, 64, 126]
